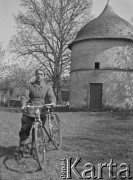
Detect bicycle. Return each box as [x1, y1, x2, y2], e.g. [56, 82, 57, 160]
[18, 104, 61, 169]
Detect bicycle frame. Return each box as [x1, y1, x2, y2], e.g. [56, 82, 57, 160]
[33, 107, 42, 125]
[41, 106, 60, 150]
[18, 104, 60, 169]
[23, 104, 56, 145]
[42, 108, 54, 142]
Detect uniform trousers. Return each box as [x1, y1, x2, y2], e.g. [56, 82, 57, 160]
[19, 115, 46, 145]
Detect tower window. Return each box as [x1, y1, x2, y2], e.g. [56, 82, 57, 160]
[95, 62, 100, 69]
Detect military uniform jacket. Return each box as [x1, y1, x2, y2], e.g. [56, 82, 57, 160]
[21, 80, 56, 117]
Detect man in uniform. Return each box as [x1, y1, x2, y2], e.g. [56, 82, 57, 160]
[19, 69, 56, 150]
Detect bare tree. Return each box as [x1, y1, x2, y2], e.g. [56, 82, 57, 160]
[4, 56, 40, 88]
[0, 44, 6, 81]
[10, 0, 92, 100]
[0, 44, 5, 61]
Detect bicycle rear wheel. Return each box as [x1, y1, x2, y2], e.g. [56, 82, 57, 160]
[34, 121, 46, 169]
[50, 114, 62, 149]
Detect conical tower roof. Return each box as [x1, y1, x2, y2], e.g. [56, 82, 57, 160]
[69, 0, 133, 49]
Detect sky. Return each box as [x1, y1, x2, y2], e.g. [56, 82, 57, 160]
[0, 0, 133, 48]
[0, 0, 20, 48]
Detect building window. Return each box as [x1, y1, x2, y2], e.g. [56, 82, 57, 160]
[95, 62, 100, 69]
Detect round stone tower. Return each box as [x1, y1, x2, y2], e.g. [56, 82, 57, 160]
[69, 1, 133, 110]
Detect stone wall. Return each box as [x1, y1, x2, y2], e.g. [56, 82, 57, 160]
[70, 70, 133, 109]
[70, 39, 133, 110]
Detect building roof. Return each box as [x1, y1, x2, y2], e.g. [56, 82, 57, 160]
[69, 0, 133, 49]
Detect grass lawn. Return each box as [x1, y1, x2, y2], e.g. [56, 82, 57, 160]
[0, 110, 133, 180]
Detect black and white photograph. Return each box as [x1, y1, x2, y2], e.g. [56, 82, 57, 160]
[0, 0, 133, 179]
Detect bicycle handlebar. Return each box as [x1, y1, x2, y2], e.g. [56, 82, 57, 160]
[24, 104, 56, 109]
[22, 104, 56, 114]
[43, 103, 56, 107]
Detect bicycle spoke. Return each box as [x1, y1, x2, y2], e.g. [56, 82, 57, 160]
[35, 122, 46, 169]
[50, 114, 62, 149]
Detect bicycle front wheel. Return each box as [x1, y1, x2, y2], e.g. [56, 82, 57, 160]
[34, 121, 46, 169]
[50, 114, 62, 150]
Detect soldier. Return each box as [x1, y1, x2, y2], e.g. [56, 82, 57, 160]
[19, 69, 56, 149]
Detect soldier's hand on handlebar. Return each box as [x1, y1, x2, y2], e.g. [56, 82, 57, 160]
[21, 106, 26, 112]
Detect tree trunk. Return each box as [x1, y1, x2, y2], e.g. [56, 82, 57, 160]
[53, 73, 61, 102]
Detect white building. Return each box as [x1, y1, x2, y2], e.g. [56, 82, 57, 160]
[69, 1, 133, 110]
